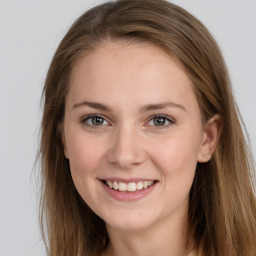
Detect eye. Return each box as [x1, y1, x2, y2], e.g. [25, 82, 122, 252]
[81, 114, 109, 127]
[147, 114, 175, 127]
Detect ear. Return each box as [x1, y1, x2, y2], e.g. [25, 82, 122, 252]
[197, 114, 222, 163]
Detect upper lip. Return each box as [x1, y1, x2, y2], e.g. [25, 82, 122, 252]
[99, 177, 157, 183]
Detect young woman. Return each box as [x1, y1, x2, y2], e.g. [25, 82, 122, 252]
[39, 0, 256, 255]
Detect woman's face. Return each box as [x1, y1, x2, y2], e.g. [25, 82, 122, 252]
[63, 41, 209, 231]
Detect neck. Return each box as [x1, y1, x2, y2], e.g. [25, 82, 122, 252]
[102, 204, 194, 256]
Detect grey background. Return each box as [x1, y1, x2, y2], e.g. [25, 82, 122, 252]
[0, 0, 255, 255]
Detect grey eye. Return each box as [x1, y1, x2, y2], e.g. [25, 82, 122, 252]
[153, 117, 167, 126]
[147, 115, 174, 127]
[83, 115, 109, 126]
[91, 117, 105, 125]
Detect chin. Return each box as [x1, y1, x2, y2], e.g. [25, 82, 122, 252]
[103, 210, 159, 231]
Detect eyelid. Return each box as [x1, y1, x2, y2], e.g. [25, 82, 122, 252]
[81, 114, 111, 127]
[153, 114, 175, 122]
[145, 114, 175, 128]
[80, 113, 175, 129]
[81, 113, 103, 121]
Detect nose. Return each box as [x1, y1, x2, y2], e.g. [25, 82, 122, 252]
[107, 125, 146, 169]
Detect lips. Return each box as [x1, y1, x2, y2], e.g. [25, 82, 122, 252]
[100, 178, 158, 201]
[104, 180, 155, 192]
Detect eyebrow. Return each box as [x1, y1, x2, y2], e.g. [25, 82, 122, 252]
[72, 101, 111, 111]
[139, 102, 186, 113]
[72, 101, 186, 112]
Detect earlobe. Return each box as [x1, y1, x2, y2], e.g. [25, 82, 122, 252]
[198, 114, 222, 163]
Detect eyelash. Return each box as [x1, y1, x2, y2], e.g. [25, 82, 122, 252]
[146, 114, 175, 128]
[81, 114, 175, 129]
[81, 114, 110, 129]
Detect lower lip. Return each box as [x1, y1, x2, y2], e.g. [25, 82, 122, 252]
[100, 181, 158, 202]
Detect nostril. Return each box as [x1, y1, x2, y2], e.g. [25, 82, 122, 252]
[106, 136, 147, 168]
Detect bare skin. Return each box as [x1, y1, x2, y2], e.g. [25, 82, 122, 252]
[63, 41, 220, 256]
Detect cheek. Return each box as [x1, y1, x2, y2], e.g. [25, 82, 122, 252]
[154, 133, 200, 207]
[65, 130, 106, 183]
[66, 133, 107, 208]
[149, 131, 201, 178]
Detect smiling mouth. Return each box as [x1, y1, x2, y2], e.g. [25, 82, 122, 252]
[102, 180, 157, 192]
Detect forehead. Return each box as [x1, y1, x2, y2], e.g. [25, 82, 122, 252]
[70, 40, 191, 88]
[67, 41, 198, 113]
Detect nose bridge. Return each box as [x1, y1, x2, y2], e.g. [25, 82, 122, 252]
[107, 123, 145, 169]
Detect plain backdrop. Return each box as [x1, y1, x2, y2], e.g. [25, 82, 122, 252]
[0, 0, 255, 255]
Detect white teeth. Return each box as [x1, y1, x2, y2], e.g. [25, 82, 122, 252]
[127, 182, 136, 192]
[137, 181, 143, 190]
[105, 180, 155, 192]
[106, 180, 113, 189]
[119, 182, 127, 191]
[113, 181, 118, 190]
[143, 181, 149, 188]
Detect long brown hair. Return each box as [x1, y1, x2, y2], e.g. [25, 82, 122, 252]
[39, 0, 256, 255]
